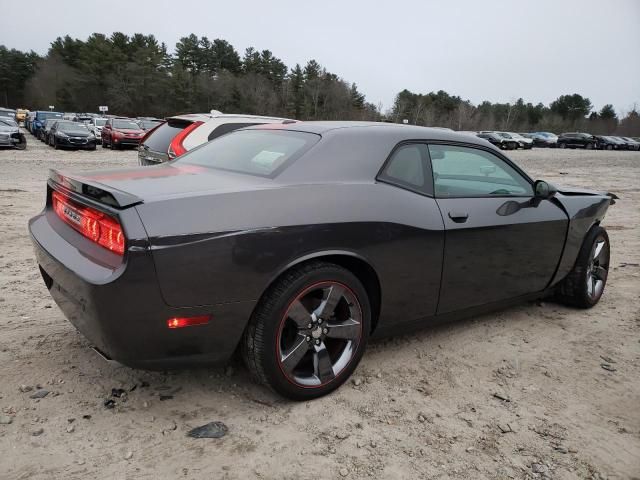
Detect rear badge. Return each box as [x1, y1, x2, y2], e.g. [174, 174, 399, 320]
[62, 205, 82, 226]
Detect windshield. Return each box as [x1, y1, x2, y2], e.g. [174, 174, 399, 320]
[178, 129, 320, 177]
[140, 120, 162, 129]
[0, 119, 17, 127]
[39, 112, 63, 120]
[95, 119, 107, 126]
[61, 124, 90, 134]
[113, 120, 140, 129]
[497, 133, 512, 139]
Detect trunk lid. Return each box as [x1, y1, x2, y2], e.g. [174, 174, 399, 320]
[50, 164, 272, 207]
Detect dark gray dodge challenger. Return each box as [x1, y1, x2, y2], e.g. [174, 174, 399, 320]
[29, 122, 615, 399]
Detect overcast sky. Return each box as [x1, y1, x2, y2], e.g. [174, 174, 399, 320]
[3, 0, 639, 114]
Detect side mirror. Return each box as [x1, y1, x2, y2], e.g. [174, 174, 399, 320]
[534, 180, 557, 199]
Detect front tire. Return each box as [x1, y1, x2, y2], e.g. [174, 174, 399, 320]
[556, 226, 610, 308]
[242, 261, 371, 400]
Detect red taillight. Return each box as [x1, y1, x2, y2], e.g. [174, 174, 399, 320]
[167, 121, 203, 159]
[52, 190, 126, 255]
[167, 315, 210, 329]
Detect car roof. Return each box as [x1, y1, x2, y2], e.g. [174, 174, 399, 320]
[230, 121, 508, 185]
[167, 112, 295, 123]
[248, 121, 487, 140]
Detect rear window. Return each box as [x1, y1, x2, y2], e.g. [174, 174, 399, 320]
[178, 129, 320, 178]
[142, 120, 187, 152]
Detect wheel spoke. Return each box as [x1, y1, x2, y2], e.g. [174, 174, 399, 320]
[587, 276, 595, 297]
[593, 241, 606, 262]
[313, 343, 335, 383]
[325, 318, 360, 340]
[592, 265, 607, 281]
[287, 300, 311, 328]
[315, 285, 344, 319]
[280, 334, 310, 373]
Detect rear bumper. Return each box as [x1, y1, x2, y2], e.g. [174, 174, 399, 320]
[29, 206, 254, 369]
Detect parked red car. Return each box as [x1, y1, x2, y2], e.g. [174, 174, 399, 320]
[101, 118, 145, 149]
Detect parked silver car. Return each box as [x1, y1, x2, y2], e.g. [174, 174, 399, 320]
[0, 118, 26, 149]
[506, 132, 534, 149]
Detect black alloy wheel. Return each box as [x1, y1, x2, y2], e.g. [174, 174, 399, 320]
[557, 226, 610, 308]
[276, 281, 363, 388]
[242, 261, 371, 400]
[585, 234, 609, 302]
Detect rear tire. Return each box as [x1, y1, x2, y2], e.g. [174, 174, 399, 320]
[556, 226, 610, 308]
[586, 142, 594, 150]
[242, 261, 371, 400]
[559, 142, 566, 149]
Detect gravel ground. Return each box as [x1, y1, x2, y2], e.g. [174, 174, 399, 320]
[0, 133, 639, 479]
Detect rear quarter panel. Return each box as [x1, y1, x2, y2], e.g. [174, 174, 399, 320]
[135, 182, 445, 328]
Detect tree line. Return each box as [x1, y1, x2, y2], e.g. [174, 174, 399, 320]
[0, 33, 638, 135]
[390, 90, 639, 136]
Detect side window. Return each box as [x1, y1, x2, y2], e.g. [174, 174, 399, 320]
[428, 144, 533, 198]
[378, 143, 432, 195]
[208, 122, 261, 141]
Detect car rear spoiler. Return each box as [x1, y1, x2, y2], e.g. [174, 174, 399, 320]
[48, 169, 143, 208]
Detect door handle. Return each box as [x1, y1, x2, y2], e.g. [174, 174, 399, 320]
[448, 211, 469, 223]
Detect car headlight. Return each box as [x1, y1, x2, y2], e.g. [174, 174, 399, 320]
[57, 132, 69, 138]
[88, 134, 95, 140]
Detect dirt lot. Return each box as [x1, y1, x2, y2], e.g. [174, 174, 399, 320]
[0, 135, 638, 480]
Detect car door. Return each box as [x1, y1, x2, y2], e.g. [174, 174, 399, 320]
[428, 143, 568, 314]
[376, 143, 444, 320]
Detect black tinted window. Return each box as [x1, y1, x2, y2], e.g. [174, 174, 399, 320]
[142, 121, 185, 152]
[178, 130, 319, 178]
[378, 144, 432, 195]
[208, 123, 261, 141]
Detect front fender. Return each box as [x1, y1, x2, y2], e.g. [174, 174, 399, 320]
[549, 193, 613, 286]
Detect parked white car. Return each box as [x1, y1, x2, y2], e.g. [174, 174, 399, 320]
[138, 110, 297, 166]
[87, 117, 108, 144]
